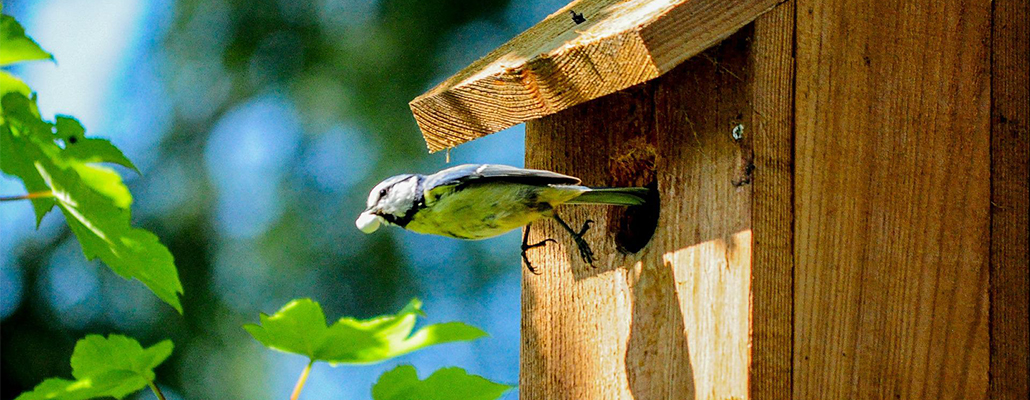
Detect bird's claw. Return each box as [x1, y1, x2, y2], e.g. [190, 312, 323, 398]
[521, 224, 555, 275]
[521, 238, 556, 275]
[521, 252, 542, 275]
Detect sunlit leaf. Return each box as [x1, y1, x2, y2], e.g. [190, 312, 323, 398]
[12, 378, 102, 400]
[245, 298, 487, 365]
[0, 14, 54, 66]
[372, 365, 512, 400]
[0, 70, 31, 98]
[14, 334, 173, 400]
[38, 161, 182, 310]
[67, 163, 133, 209]
[0, 92, 183, 312]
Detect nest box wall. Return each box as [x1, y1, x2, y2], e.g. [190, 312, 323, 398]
[410, 0, 1028, 399]
[521, 26, 773, 399]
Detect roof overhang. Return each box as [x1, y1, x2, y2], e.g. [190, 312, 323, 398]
[409, 0, 784, 152]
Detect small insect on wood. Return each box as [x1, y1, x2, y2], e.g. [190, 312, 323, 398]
[570, 10, 586, 24]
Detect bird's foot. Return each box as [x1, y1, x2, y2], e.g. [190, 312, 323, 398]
[521, 238, 556, 275]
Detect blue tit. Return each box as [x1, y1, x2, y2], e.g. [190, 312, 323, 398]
[356, 164, 649, 273]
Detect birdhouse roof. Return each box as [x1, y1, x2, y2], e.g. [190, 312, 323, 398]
[409, 0, 783, 152]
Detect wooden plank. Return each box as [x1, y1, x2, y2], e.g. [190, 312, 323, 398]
[411, 0, 783, 153]
[522, 83, 657, 400]
[748, 2, 795, 398]
[793, 0, 991, 398]
[522, 28, 757, 399]
[653, 32, 753, 399]
[989, 0, 1030, 398]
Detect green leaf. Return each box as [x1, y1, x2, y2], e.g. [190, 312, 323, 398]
[245, 298, 487, 365]
[67, 163, 133, 209]
[0, 14, 54, 66]
[70, 335, 173, 395]
[1, 124, 56, 222]
[57, 116, 140, 174]
[41, 164, 182, 310]
[15, 334, 173, 400]
[0, 88, 41, 121]
[372, 365, 512, 400]
[0, 93, 183, 312]
[0, 70, 31, 98]
[1, 94, 56, 223]
[12, 378, 102, 400]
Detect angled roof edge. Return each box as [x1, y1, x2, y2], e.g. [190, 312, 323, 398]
[410, 0, 784, 153]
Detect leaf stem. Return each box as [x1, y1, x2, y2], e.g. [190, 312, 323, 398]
[290, 360, 314, 400]
[147, 380, 167, 400]
[0, 190, 54, 202]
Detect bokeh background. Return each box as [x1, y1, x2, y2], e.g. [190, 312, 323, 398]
[0, 0, 567, 398]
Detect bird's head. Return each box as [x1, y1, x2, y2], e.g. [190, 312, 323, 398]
[356, 174, 420, 233]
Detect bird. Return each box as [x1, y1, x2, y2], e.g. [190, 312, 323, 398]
[355, 164, 649, 273]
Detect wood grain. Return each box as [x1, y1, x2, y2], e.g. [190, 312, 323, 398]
[522, 28, 760, 399]
[793, 0, 991, 398]
[521, 83, 655, 400]
[748, 2, 796, 398]
[411, 0, 783, 152]
[990, 0, 1030, 398]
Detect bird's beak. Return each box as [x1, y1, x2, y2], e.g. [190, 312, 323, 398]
[355, 210, 384, 233]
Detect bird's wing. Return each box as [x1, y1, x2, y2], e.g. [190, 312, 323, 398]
[423, 164, 580, 202]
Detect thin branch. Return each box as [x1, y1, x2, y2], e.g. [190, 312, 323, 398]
[0, 190, 54, 202]
[147, 380, 167, 400]
[290, 360, 315, 400]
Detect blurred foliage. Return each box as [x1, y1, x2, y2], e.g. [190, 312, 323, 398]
[245, 298, 485, 365]
[0, 0, 546, 398]
[372, 365, 512, 400]
[244, 298, 504, 399]
[14, 335, 172, 400]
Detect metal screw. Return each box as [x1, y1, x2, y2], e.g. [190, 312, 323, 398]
[731, 124, 744, 141]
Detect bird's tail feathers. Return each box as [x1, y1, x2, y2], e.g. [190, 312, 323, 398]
[566, 187, 650, 206]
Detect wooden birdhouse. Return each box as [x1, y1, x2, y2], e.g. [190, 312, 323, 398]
[409, 0, 1028, 398]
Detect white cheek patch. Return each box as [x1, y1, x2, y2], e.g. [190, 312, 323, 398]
[379, 177, 417, 214]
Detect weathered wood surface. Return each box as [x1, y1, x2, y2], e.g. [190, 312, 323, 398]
[793, 0, 992, 398]
[411, 0, 783, 152]
[748, 2, 795, 398]
[412, 0, 1026, 396]
[990, 0, 1030, 398]
[521, 25, 791, 399]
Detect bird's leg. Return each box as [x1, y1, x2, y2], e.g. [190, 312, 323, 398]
[552, 213, 595, 266]
[520, 223, 555, 275]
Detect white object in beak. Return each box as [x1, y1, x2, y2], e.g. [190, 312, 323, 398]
[356, 211, 383, 233]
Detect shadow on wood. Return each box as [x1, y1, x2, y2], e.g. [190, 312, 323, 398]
[413, 0, 1021, 396]
[521, 28, 759, 399]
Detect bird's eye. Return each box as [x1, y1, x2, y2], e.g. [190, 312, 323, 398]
[379, 188, 387, 197]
